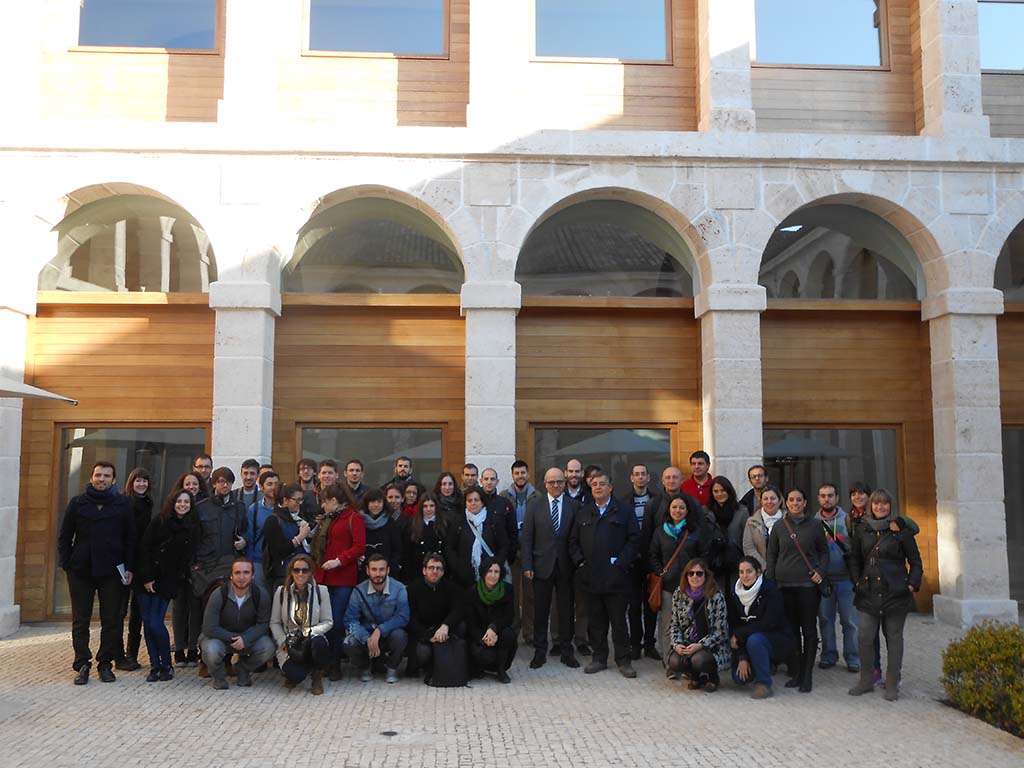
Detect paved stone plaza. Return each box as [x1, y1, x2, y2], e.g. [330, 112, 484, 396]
[0, 615, 1020, 767]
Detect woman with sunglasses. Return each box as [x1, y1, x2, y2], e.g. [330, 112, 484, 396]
[263, 484, 313, 595]
[270, 553, 333, 695]
[667, 558, 730, 691]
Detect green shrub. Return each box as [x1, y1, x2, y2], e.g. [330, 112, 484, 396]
[941, 621, 1024, 738]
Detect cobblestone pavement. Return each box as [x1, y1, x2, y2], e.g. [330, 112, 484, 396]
[0, 614, 1020, 768]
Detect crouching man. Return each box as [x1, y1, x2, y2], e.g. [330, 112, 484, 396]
[343, 552, 409, 683]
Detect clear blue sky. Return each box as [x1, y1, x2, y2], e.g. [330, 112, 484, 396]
[536, 0, 667, 60]
[754, 0, 881, 66]
[979, 2, 1024, 70]
[79, 0, 215, 48]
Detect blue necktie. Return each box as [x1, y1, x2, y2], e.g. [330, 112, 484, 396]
[551, 497, 560, 534]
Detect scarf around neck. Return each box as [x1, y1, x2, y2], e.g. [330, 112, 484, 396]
[361, 511, 389, 530]
[85, 484, 118, 503]
[466, 508, 489, 574]
[760, 508, 783, 534]
[477, 577, 505, 605]
[735, 574, 763, 614]
[867, 513, 896, 532]
[663, 518, 686, 538]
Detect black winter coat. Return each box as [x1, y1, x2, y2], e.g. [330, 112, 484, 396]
[569, 498, 640, 594]
[57, 487, 136, 579]
[465, 583, 515, 640]
[726, 577, 793, 662]
[447, 512, 510, 588]
[847, 522, 923, 615]
[402, 517, 449, 579]
[648, 520, 709, 593]
[484, 492, 520, 564]
[361, 515, 404, 580]
[136, 514, 196, 599]
[128, 495, 155, 548]
[407, 577, 465, 642]
[640, 492, 703, 573]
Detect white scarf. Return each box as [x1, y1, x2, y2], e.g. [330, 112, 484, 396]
[289, 510, 311, 553]
[760, 508, 783, 536]
[734, 574, 763, 615]
[466, 507, 490, 576]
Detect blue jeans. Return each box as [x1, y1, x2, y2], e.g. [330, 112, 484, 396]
[327, 586, 353, 661]
[818, 578, 859, 668]
[140, 592, 172, 671]
[732, 632, 790, 688]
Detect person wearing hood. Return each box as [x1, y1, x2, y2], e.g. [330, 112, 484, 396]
[57, 461, 137, 685]
[116, 466, 155, 672]
[766, 488, 829, 693]
[727, 556, 794, 699]
[846, 488, 923, 701]
[742, 484, 784, 569]
[448, 486, 510, 588]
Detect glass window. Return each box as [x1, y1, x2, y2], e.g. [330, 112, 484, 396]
[301, 427, 443, 488]
[53, 426, 207, 615]
[979, 2, 1024, 70]
[78, 0, 217, 49]
[762, 427, 899, 511]
[285, 198, 462, 294]
[754, 0, 883, 66]
[995, 219, 1024, 302]
[760, 204, 921, 300]
[534, 427, 672, 493]
[309, 0, 445, 55]
[517, 200, 694, 297]
[39, 195, 217, 293]
[1002, 429, 1024, 604]
[535, 0, 668, 61]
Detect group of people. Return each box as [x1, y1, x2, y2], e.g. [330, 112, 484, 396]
[56, 451, 923, 701]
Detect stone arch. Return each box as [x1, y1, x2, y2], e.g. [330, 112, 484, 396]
[983, 192, 1024, 300]
[514, 187, 707, 296]
[37, 182, 218, 293]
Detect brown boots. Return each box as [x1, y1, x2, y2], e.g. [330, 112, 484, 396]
[311, 671, 324, 695]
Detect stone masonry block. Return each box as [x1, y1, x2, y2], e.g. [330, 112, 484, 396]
[942, 171, 993, 215]
[464, 163, 516, 207]
[465, 406, 516, 456]
[466, 358, 515, 407]
[709, 167, 758, 210]
[213, 356, 274, 407]
[465, 309, 516, 358]
[214, 307, 275, 357]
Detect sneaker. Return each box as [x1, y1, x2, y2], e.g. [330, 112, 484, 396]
[173, 650, 187, 667]
[751, 683, 773, 700]
[184, 649, 200, 668]
[158, 668, 174, 682]
[618, 664, 637, 679]
[146, 669, 160, 683]
[385, 668, 400, 684]
[97, 666, 116, 683]
[360, 668, 372, 683]
[74, 663, 90, 686]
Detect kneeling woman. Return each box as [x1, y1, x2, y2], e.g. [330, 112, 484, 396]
[271, 553, 333, 695]
[667, 558, 730, 691]
[465, 557, 517, 683]
[727, 556, 795, 699]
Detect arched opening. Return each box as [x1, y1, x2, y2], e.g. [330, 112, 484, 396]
[760, 203, 921, 300]
[516, 199, 695, 297]
[284, 196, 463, 294]
[39, 190, 217, 293]
[994, 218, 1024, 303]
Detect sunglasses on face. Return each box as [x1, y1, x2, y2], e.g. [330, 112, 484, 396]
[687, 571, 706, 577]
[292, 567, 311, 574]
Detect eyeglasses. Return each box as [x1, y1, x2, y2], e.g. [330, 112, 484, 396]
[545, 479, 565, 485]
[687, 571, 706, 578]
[287, 496, 303, 503]
[292, 567, 311, 574]
[425, 565, 444, 571]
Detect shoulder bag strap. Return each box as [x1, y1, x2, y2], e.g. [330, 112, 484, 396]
[660, 531, 690, 576]
[353, 584, 381, 626]
[781, 515, 819, 575]
[468, 519, 495, 558]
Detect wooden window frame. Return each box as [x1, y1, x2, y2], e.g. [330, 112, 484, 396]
[525, 422, 679, 479]
[764, 299, 921, 312]
[301, 0, 451, 61]
[529, 0, 674, 66]
[45, 421, 211, 619]
[36, 292, 212, 306]
[70, 0, 224, 56]
[751, 0, 892, 73]
[979, 0, 1024, 74]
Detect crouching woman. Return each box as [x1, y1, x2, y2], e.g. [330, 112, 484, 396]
[271, 553, 333, 694]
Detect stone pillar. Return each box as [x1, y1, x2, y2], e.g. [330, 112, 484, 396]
[924, 289, 1018, 626]
[0, 305, 29, 638]
[218, 0, 282, 123]
[697, 0, 756, 131]
[462, 281, 520, 478]
[466, 0, 529, 129]
[695, 284, 766, 495]
[919, 0, 990, 137]
[209, 281, 280, 469]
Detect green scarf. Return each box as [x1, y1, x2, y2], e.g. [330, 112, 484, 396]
[477, 578, 505, 606]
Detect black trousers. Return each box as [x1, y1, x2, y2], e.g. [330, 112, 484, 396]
[66, 570, 125, 670]
[172, 590, 202, 656]
[586, 590, 629, 666]
[626, 568, 658, 651]
[119, 587, 143, 659]
[532, 562, 574, 656]
[469, 626, 518, 673]
[281, 634, 331, 684]
[667, 649, 719, 682]
[782, 586, 821, 680]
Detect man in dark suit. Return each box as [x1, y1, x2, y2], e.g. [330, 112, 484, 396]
[521, 467, 580, 670]
[569, 470, 640, 678]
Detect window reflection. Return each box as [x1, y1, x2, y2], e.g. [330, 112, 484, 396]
[534, 428, 672, 492]
[309, 0, 445, 55]
[535, 0, 668, 60]
[754, 0, 882, 66]
[1002, 429, 1024, 604]
[980, 2, 1024, 70]
[78, 0, 216, 49]
[301, 427, 443, 487]
[994, 220, 1024, 302]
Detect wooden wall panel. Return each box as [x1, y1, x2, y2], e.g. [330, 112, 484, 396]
[998, 314, 1024, 422]
[761, 310, 937, 608]
[16, 304, 215, 620]
[279, 0, 469, 127]
[272, 306, 465, 477]
[983, 74, 1024, 139]
[752, 0, 916, 135]
[515, 308, 702, 472]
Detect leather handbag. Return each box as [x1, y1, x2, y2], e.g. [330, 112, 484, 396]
[647, 531, 688, 612]
[781, 516, 832, 597]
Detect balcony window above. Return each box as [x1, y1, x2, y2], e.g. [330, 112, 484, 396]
[979, 1, 1024, 71]
[535, 0, 669, 61]
[78, 0, 216, 49]
[754, 0, 883, 67]
[308, 0, 446, 56]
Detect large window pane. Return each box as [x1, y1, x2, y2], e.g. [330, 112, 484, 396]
[53, 427, 207, 615]
[763, 428, 899, 511]
[534, 428, 671, 493]
[755, 0, 883, 66]
[309, 0, 445, 55]
[79, 0, 216, 49]
[301, 427, 443, 488]
[1002, 429, 1024, 604]
[536, 0, 668, 60]
[980, 2, 1024, 70]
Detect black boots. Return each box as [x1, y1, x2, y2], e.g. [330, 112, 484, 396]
[74, 663, 90, 686]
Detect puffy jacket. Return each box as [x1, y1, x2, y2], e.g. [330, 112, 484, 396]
[847, 522, 923, 615]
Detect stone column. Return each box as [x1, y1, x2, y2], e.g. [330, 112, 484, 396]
[218, 0, 282, 123]
[924, 289, 1018, 626]
[919, 0, 990, 137]
[695, 284, 766, 495]
[462, 281, 520, 477]
[209, 281, 280, 468]
[697, 0, 756, 131]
